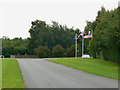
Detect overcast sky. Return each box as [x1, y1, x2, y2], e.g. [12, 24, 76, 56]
[0, 0, 118, 39]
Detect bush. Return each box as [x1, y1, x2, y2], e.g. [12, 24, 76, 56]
[65, 47, 74, 57]
[52, 45, 64, 57]
[35, 46, 50, 58]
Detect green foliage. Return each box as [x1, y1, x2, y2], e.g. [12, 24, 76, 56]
[35, 46, 50, 58]
[65, 47, 74, 57]
[52, 45, 64, 57]
[2, 38, 31, 57]
[2, 20, 82, 58]
[86, 7, 119, 63]
[27, 20, 83, 57]
[28, 20, 80, 52]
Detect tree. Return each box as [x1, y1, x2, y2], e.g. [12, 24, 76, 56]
[86, 7, 119, 63]
[2, 37, 30, 57]
[28, 20, 80, 54]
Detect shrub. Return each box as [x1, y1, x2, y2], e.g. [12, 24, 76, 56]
[65, 47, 74, 57]
[35, 46, 50, 58]
[52, 45, 64, 57]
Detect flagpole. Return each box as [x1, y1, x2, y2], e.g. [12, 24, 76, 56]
[82, 33, 84, 56]
[75, 33, 77, 58]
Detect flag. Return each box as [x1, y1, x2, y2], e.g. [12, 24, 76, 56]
[88, 33, 92, 38]
[80, 32, 83, 36]
[77, 32, 83, 39]
[72, 35, 76, 43]
[84, 33, 92, 39]
[73, 35, 76, 40]
[84, 35, 89, 39]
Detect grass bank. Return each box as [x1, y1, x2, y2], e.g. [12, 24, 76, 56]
[2, 58, 25, 88]
[46, 58, 118, 79]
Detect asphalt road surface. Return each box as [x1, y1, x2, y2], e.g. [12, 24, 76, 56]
[17, 59, 118, 88]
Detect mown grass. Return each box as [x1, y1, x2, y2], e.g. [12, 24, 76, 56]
[46, 58, 118, 79]
[2, 58, 25, 88]
[0, 59, 2, 89]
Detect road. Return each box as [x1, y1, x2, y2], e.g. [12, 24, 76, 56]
[17, 59, 118, 88]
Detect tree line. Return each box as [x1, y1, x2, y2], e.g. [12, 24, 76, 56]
[2, 6, 119, 63]
[2, 37, 31, 57]
[2, 21, 82, 58]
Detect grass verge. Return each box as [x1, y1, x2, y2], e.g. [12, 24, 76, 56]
[2, 58, 25, 88]
[0, 59, 2, 89]
[46, 58, 118, 80]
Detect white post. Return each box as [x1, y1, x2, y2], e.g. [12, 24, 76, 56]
[75, 33, 77, 58]
[82, 34, 84, 56]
